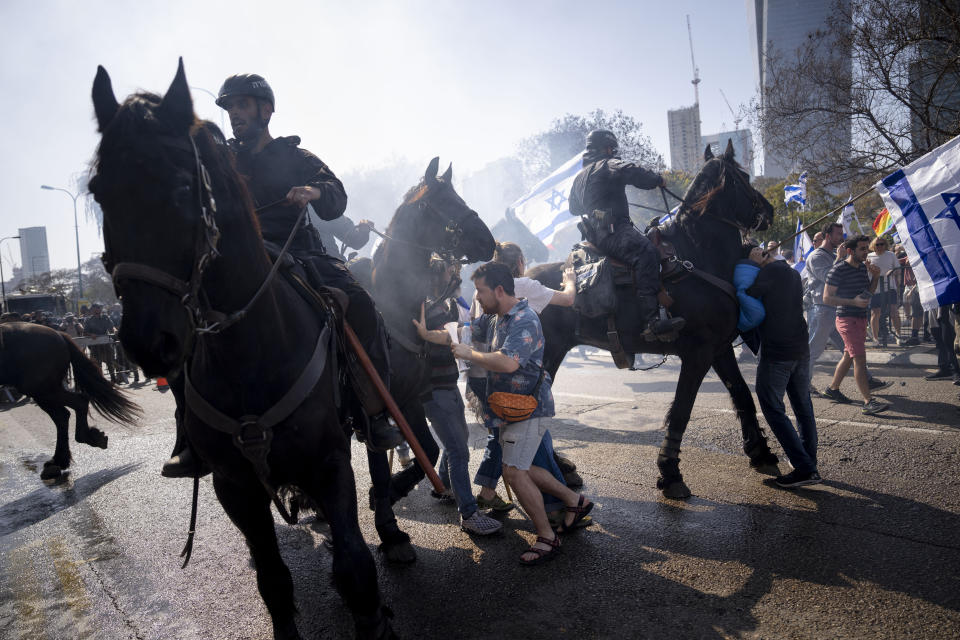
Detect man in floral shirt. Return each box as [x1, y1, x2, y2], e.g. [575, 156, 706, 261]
[453, 262, 593, 565]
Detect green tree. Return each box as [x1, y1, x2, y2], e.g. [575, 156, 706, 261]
[517, 109, 664, 188]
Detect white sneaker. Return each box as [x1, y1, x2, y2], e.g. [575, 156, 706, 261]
[461, 510, 502, 535]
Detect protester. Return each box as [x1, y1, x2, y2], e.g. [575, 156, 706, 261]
[455, 262, 593, 565]
[899, 250, 922, 346]
[867, 236, 903, 345]
[60, 312, 83, 338]
[412, 259, 503, 536]
[821, 236, 889, 414]
[468, 241, 577, 516]
[924, 304, 960, 383]
[83, 303, 118, 383]
[745, 249, 820, 487]
[804, 223, 847, 395]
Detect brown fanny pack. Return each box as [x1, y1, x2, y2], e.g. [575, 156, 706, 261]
[487, 369, 545, 423]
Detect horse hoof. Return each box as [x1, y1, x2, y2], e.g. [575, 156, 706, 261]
[752, 463, 781, 477]
[79, 429, 109, 449]
[657, 476, 691, 499]
[41, 462, 63, 480]
[378, 540, 417, 565]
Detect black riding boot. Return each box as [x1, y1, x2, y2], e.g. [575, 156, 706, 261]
[640, 295, 685, 338]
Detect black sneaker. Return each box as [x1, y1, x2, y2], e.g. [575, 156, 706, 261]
[924, 369, 955, 381]
[868, 378, 893, 391]
[903, 336, 920, 346]
[820, 387, 854, 404]
[775, 470, 822, 488]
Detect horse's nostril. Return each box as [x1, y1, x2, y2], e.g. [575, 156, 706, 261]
[157, 332, 181, 362]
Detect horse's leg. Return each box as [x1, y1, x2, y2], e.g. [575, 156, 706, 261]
[212, 474, 301, 640]
[55, 388, 109, 450]
[309, 450, 395, 639]
[366, 448, 416, 564]
[656, 350, 713, 499]
[34, 396, 71, 478]
[387, 401, 438, 499]
[711, 347, 779, 475]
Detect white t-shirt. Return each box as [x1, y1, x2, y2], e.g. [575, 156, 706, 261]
[867, 250, 898, 276]
[466, 276, 559, 378]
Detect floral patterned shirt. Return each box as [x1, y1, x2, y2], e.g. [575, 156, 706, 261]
[482, 299, 555, 429]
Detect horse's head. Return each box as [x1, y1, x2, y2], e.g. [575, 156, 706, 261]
[400, 157, 495, 262]
[89, 60, 245, 375]
[682, 140, 774, 234]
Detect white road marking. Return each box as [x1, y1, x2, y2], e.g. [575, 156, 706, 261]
[552, 391, 954, 435]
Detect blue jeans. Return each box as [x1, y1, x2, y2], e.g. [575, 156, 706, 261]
[423, 387, 479, 518]
[755, 356, 818, 474]
[807, 305, 843, 383]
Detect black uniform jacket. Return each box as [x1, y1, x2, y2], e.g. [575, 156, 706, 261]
[232, 136, 347, 246]
[569, 157, 661, 226]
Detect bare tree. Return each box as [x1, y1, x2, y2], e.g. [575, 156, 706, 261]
[755, 0, 960, 186]
[518, 109, 663, 188]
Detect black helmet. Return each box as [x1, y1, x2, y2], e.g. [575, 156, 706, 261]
[585, 129, 618, 155]
[216, 74, 275, 110]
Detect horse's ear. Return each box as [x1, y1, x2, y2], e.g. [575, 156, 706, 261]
[723, 138, 736, 160]
[704, 144, 714, 161]
[92, 65, 119, 132]
[158, 57, 195, 133]
[424, 157, 440, 184]
[441, 162, 453, 182]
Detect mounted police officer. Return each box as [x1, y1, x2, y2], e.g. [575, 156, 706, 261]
[163, 74, 400, 477]
[569, 130, 685, 337]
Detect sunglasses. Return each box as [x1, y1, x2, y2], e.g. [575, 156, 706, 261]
[876, 243, 887, 247]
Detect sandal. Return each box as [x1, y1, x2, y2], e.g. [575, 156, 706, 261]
[556, 495, 594, 534]
[519, 535, 561, 566]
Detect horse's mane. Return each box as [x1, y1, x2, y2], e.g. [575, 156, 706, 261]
[90, 92, 261, 243]
[681, 156, 743, 218]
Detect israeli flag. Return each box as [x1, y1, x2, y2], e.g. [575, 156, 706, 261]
[875, 135, 960, 311]
[793, 219, 816, 274]
[659, 203, 681, 225]
[510, 154, 582, 246]
[784, 172, 807, 207]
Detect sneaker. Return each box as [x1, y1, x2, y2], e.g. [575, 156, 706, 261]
[903, 336, 920, 346]
[430, 488, 456, 505]
[820, 387, 854, 404]
[461, 510, 502, 535]
[861, 398, 889, 415]
[868, 378, 893, 391]
[924, 369, 955, 381]
[775, 470, 822, 488]
[476, 492, 515, 513]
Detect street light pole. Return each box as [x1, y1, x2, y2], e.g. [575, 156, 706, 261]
[40, 185, 82, 314]
[0, 235, 20, 313]
[189, 85, 226, 135]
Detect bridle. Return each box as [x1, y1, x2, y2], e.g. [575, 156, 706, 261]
[103, 133, 300, 356]
[664, 160, 768, 236]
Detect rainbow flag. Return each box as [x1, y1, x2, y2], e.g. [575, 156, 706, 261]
[872, 208, 894, 236]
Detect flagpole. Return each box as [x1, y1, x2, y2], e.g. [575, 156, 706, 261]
[777, 184, 876, 247]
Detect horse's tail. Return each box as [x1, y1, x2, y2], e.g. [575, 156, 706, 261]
[64, 335, 142, 424]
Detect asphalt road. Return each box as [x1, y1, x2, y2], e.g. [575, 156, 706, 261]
[1, 345, 958, 639]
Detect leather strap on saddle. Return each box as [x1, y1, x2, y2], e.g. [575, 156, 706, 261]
[184, 324, 333, 526]
[606, 314, 634, 369]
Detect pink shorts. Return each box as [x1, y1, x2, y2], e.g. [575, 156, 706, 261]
[836, 315, 868, 357]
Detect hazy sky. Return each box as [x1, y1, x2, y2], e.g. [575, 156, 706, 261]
[1, 0, 757, 270]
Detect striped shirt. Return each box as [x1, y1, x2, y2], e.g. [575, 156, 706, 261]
[825, 261, 870, 318]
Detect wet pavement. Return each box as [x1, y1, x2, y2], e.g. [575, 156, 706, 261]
[1, 345, 959, 639]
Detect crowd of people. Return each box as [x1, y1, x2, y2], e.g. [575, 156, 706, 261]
[0, 301, 140, 384]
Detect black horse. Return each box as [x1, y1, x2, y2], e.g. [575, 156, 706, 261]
[0, 322, 138, 479]
[528, 142, 779, 499]
[90, 61, 393, 639]
[366, 159, 494, 509]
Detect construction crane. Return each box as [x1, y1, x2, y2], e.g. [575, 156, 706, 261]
[687, 15, 700, 105]
[719, 88, 740, 129]
[719, 88, 752, 172]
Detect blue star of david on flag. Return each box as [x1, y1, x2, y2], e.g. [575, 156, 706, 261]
[546, 189, 568, 212]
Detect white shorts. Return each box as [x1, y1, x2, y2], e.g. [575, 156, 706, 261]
[500, 417, 546, 471]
